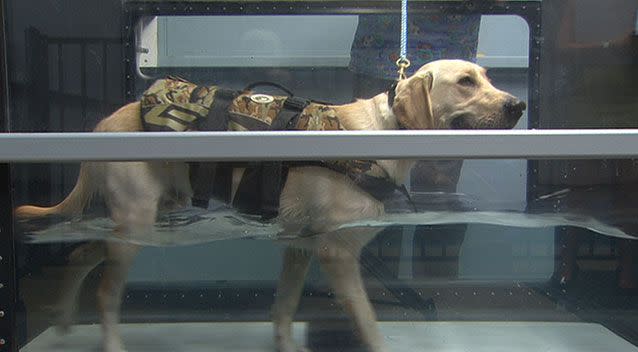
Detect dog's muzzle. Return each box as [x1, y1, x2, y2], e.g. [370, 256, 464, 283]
[449, 97, 526, 129]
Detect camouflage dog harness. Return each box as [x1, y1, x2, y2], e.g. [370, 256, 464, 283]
[141, 77, 409, 219]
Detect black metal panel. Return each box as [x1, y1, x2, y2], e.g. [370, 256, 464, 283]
[24, 27, 50, 132]
[0, 0, 17, 350]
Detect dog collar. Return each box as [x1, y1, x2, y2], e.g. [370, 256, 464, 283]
[386, 81, 409, 130]
[387, 81, 398, 108]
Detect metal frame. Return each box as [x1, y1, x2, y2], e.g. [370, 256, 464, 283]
[2, 1, 637, 350]
[24, 28, 122, 125]
[0, 0, 17, 350]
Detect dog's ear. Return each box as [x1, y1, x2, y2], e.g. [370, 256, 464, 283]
[392, 71, 434, 130]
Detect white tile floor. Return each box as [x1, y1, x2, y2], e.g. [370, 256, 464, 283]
[22, 321, 638, 352]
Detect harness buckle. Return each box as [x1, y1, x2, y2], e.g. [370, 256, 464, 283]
[284, 97, 311, 111]
[250, 94, 275, 104]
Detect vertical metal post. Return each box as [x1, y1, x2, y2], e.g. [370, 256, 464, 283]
[0, 0, 17, 350]
[24, 27, 49, 131]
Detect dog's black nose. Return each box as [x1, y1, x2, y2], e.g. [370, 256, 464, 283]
[504, 99, 526, 120]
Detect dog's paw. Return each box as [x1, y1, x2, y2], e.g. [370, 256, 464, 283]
[103, 345, 127, 352]
[276, 342, 311, 352]
[54, 322, 72, 335]
[103, 349, 127, 352]
[102, 339, 127, 352]
[42, 304, 75, 335]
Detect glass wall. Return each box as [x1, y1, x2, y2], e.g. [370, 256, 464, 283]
[1, 1, 637, 352]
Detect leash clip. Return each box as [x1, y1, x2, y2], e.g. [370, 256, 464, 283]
[396, 57, 411, 80]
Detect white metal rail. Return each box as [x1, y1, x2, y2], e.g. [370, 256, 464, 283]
[0, 130, 636, 162]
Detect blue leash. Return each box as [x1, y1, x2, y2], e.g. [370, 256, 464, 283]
[400, 0, 408, 59]
[397, 0, 411, 80]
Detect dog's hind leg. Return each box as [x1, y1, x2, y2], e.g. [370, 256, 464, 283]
[272, 246, 313, 352]
[53, 242, 106, 333]
[97, 242, 140, 352]
[97, 162, 161, 352]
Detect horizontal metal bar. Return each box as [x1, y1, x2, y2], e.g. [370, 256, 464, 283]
[46, 37, 121, 45]
[0, 130, 637, 162]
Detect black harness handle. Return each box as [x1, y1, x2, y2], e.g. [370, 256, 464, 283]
[243, 81, 295, 97]
[243, 81, 332, 106]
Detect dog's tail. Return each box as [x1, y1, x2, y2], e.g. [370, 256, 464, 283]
[15, 163, 95, 219]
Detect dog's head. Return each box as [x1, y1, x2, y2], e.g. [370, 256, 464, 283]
[392, 59, 525, 130]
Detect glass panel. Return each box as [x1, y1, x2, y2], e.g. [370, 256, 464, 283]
[11, 157, 638, 352]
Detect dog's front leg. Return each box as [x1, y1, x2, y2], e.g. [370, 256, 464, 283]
[97, 242, 140, 352]
[272, 246, 313, 352]
[316, 235, 386, 352]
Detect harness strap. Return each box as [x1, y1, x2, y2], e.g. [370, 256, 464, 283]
[232, 96, 311, 220]
[319, 160, 399, 201]
[190, 88, 238, 209]
[284, 160, 416, 210]
[271, 96, 311, 130]
[232, 162, 288, 220]
[263, 97, 310, 219]
[196, 88, 237, 131]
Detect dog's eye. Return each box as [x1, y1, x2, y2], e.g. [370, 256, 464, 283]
[457, 76, 476, 87]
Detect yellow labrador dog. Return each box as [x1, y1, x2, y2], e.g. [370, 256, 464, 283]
[15, 60, 525, 352]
